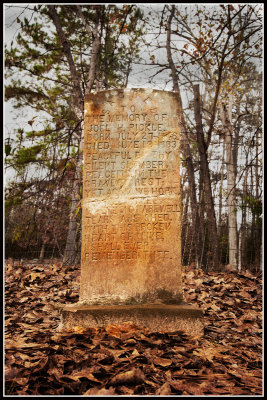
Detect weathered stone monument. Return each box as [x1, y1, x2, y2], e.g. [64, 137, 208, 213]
[60, 88, 203, 335]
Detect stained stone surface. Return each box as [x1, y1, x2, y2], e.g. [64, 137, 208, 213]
[60, 304, 203, 336]
[60, 88, 203, 335]
[80, 88, 182, 305]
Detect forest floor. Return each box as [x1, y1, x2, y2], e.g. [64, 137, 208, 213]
[5, 260, 263, 396]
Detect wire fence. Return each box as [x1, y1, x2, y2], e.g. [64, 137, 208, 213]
[5, 194, 262, 272]
[5, 133, 262, 271]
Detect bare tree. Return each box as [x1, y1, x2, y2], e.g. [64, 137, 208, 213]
[166, 4, 203, 268]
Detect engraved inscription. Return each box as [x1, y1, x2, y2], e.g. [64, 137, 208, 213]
[83, 107, 179, 197]
[80, 88, 182, 304]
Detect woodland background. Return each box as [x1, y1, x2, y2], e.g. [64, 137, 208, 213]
[4, 4, 263, 396]
[5, 4, 262, 271]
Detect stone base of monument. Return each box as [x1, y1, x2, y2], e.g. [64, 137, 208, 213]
[58, 303, 204, 337]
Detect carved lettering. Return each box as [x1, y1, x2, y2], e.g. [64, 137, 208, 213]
[80, 88, 182, 305]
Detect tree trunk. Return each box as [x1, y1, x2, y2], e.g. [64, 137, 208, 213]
[48, 5, 102, 265]
[193, 84, 219, 270]
[241, 152, 249, 269]
[48, 5, 83, 111]
[254, 128, 261, 270]
[218, 138, 225, 240]
[62, 169, 81, 265]
[48, 6, 84, 265]
[226, 133, 238, 269]
[166, 5, 201, 268]
[76, 5, 102, 94]
[63, 132, 83, 265]
[220, 94, 238, 270]
[39, 242, 45, 260]
[181, 186, 189, 265]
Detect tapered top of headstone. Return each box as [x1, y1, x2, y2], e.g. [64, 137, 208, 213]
[84, 88, 181, 124]
[81, 87, 182, 305]
[85, 87, 181, 101]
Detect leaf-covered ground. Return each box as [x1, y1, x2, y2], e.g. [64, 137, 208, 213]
[5, 261, 262, 396]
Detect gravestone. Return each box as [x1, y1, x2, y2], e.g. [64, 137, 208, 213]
[60, 88, 203, 335]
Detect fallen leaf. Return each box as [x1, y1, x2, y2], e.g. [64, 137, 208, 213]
[83, 387, 116, 395]
[109, 368, 145, 386]
[153, 357, 173, 367]
[155, 381, 172, 395]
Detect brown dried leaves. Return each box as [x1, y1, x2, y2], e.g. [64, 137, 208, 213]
[5, 261, 262, 395]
